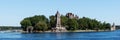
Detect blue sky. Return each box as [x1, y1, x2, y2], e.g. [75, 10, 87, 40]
[0, 0, 120, 26]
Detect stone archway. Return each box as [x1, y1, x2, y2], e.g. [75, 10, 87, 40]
[26, 26, 33, 33]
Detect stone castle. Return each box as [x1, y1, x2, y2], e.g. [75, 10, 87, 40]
[66, 13, 79, 19]
[52, 11, 78, 32]
[52, 11, 116, 32]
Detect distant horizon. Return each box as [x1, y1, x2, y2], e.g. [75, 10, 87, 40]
[0, 0, 120, 26]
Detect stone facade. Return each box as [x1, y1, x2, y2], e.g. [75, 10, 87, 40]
[66, 13, 79, 19]
[52, 11, 66, 32]
[55, 11, 61, 28]
[26, 26, 33, 33]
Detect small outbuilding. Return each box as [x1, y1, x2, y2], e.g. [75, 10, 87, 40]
[26, 26, 33, 33]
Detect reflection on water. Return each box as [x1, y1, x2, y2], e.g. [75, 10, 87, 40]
[0, 30, 120, 40]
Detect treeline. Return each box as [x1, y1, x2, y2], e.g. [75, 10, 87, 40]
[0, 26, 21, 30]
[20, 15, 111, 31]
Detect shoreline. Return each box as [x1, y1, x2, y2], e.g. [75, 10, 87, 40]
[0, 29, 115, 33]
[21, 30, 113, 33]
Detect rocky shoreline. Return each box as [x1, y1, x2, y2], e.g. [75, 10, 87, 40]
[21, 30, 113, 33]
[0, 29, 114, 33]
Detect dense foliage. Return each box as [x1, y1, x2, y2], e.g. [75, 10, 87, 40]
[0, 26, 21, 30]
[20, 19, 32, 31]
[78, 17, 110, 30]
[20, 15, 48, 31]
[67, 19, 78, 30]
[35, 21, 48, 31]
[20, 15, 111, 31]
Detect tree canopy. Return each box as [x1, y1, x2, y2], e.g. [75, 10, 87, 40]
[20, 15, 48, 31]
[20, 14, 111, 31]
[20, 19, 32, 31]
[35, 21, 48, 31]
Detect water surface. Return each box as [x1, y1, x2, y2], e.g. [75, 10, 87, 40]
[0, 30, 120, 40]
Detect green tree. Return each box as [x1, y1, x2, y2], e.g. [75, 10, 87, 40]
[35, 21, 48, 31]
[105, 23, 111, 30]
[67, 19, 78, 30]
[20, 19, 32, 31]
[78, 17, 90, 30]
[30, 15, 48, 26]
[78, 17, 110, 30]
[61, 15, 69, 27]
[49, 15, 56, 28]
[20, 15, 49, 31]
[100, 22, 111, 30]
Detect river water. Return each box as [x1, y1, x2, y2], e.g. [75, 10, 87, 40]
[0, 30, 120, 40]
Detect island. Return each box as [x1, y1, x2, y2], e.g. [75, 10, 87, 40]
[20, 11, 116, 33]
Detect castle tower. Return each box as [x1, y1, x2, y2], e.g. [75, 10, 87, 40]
[52, 11, 66, 32]
[55, 11, 61, 29]
[111, 23, 116, 31]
